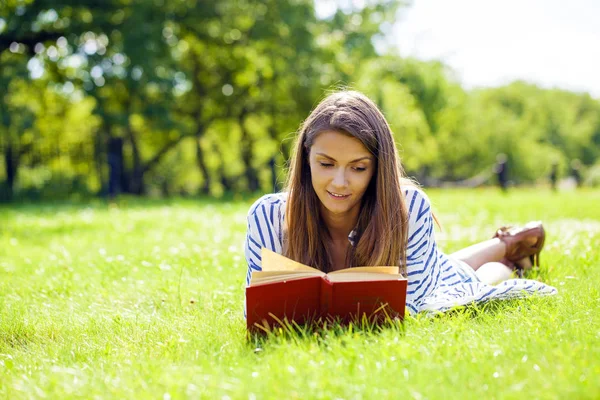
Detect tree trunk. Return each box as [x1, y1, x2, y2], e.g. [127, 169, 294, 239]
[195, 135, 211, 195]
[269, 156, 278, 192]
[268, 114, 281, 192]
[125, 125, 145, 195]
[129, 165, 145, 195]
[107, 137, 124, 198]
[94, 124, 110, 196]
[1, 104, 14, 201]
[3, 142, 16, 201]
[239, 111, 260, 191]
[214, 144, 233, 193]
[219, 169, 233, 193]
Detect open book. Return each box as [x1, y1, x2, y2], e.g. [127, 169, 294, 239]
[246, 249, 407, 331]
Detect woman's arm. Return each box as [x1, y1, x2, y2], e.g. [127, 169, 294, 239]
[404, 188, 443, 314]
[244, 194, 285, 287]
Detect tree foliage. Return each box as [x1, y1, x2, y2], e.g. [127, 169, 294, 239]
[1, 1, 599, 201]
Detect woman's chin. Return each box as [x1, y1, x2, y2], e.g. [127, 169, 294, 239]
[323, 201, 354, 215]
[326, 207, 347, 215]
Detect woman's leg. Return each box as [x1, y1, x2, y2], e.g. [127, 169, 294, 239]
[473, 262, 514, 285]
[450, 236, 536, 285]
[450, 240, 517, 284]
[449, 238, 506, 271]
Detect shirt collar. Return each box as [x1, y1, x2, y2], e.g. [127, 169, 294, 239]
[348, 229, 357, 246]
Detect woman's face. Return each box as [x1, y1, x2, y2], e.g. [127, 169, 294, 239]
[309, 130, 375, 218]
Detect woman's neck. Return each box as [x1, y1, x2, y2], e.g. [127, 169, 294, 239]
[320, 205, 359, 243]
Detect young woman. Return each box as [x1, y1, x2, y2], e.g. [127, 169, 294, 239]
[244, 91, 556, 315]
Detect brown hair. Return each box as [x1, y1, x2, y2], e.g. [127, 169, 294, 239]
[284, 90, 412, 274]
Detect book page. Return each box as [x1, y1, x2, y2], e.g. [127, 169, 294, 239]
[250, 271, 324, 286]
[328, 266, 400, 275]
[326, 272, 404, 283]
[261, 248, 320, 272]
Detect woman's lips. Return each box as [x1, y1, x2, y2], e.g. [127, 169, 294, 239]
[327, 190, 350, 200]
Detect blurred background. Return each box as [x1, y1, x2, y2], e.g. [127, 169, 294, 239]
[1, 0, 599, 202]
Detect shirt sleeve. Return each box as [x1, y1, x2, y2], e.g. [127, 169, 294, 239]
[244, 194, 284, 287]
[404, 188, 442, 314]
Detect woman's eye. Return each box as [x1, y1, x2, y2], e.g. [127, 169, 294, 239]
[319, 162, 333, 168]
[353, 167, 367, 172]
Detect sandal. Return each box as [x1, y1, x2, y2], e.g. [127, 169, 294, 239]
[493, 221, 545, 277]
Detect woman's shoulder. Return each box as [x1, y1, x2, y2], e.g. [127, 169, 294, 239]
[401, 184, 432, 212]
[247, 192, 288, 218]
[402, 184, 434, 234]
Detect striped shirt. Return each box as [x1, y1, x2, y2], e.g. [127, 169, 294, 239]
[244, 187, 557, 315]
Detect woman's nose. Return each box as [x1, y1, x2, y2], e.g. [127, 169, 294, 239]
[331, 168, 347, 187]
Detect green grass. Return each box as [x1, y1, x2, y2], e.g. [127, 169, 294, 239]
[1, 189, 599, 399]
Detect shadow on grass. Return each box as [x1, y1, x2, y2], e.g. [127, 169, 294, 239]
[0, 192, 262, 213]
[427, 294, 558, 322]
[246, 312, 407, 349]
[0, 318, 60, 351]
[245, 293, 559, 351]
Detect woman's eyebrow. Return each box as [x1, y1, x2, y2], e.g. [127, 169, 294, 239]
[315, 152, 372, 163]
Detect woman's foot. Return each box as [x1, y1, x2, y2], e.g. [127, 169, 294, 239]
[514, 256, 533, 270]
[494, 221, 545, 277]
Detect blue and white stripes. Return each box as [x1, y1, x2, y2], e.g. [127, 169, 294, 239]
[244, 193, 286, 288]
[244, 188, 557, 315]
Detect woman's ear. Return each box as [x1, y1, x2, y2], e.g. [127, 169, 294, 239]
[305, 149, 312, 169]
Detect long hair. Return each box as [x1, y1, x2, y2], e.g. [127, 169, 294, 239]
[284, 90, 412, 274]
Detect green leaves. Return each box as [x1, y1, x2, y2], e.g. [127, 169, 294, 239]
[1, 0, 599, 200]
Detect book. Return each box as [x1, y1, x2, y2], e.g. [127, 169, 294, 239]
[246, 248, 408, 331]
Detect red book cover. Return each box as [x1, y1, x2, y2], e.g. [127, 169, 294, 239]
[246, 249, 407, 331]
[246, 276, 323, 330]
[328, 279, 407, 322]
[246, 276, 407, 331]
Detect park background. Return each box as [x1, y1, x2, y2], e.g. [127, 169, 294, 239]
[1, 0, 600, 202]
[2, 1, 600, 398]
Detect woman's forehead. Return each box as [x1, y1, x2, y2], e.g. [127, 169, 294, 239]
[310, 130, 372, 160]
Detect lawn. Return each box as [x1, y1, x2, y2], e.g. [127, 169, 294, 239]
[1, 189, 599, 399]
